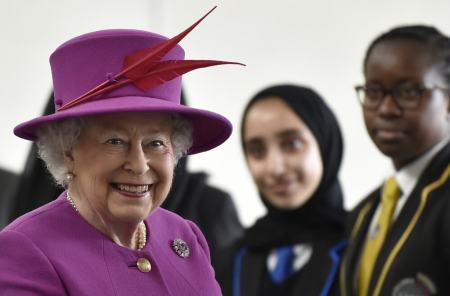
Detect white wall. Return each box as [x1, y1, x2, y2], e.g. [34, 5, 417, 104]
[0, 0, 163, 168]
[2, 0, 450, 226]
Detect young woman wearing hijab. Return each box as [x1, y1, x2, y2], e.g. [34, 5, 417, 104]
[339, 25, 450, 296]
[216, 84, 347, 296]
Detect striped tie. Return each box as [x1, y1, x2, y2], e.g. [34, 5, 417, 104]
[358, 177, 401, 296]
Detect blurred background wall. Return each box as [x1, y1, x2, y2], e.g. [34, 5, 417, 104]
[2, 0, 450, 226]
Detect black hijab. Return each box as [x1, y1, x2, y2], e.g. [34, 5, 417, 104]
[240, 84, 347, 247]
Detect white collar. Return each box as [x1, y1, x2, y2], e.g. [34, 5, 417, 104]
[394, 136, 450, 198]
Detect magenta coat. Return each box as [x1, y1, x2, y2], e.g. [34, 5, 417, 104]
[0, 192, 222, 295]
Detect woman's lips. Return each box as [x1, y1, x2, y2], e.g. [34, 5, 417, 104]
[111, 183, 152, 198]
[267, 181, 295, 196]
[375, 129, 404, 141]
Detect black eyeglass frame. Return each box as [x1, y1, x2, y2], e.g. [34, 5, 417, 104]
[354, 85, 449, 110]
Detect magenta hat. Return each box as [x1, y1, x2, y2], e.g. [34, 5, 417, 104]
[14, 7, 242, 155]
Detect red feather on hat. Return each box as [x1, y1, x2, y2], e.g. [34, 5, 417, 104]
[59, 6, 244, 111]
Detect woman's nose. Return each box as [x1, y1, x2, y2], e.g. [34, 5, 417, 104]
[377, 94, 402, 116]
[265, 149, 286, 176]
[123, 144, 149, 175]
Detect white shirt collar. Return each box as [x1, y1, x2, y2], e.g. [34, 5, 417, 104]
[367, 136, 449, 237]
[394, 136, 450, 198]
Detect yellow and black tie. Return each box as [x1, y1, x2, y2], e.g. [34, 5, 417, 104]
[358, 177, 401, 296]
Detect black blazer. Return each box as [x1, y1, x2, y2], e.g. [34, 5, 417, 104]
[340, 142, 450, 296]
[216, 227, 345, 296]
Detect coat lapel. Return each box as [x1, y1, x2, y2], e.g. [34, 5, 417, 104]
[341, 195, 379, 295]
[368, 142, 450, 295]
[240, 249, 266, 295]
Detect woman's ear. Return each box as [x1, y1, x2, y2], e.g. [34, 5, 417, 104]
[63, 149, 75, 172]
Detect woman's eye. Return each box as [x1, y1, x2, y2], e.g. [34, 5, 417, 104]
[366, 88, 384, 99]
[400, 88, 421, 98]
[106, 138, 124, 145]
[282, 138, 304, 151]
[246, 145, 266, 159]
[151, 140, 165, 147]
[145, 139, 168, 151]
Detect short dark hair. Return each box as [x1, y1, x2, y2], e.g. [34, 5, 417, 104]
[363, 25, 450, 86]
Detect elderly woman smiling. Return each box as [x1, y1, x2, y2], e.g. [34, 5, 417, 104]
[0, 8, 242, 296]
[42, 112, 192, 249]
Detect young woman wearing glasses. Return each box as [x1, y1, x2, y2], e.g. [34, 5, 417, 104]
[340, 25, 450, 296]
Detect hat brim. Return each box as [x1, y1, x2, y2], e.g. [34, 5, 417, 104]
[14, 96, 232, 155]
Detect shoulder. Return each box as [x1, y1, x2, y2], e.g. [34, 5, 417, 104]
[419, 141, 450, 199]
[186, 172, 234, 205]
[0, 194, 94, 257]
[3, 196, 69, 236]
[349, 187, 379, 221]
[414, 145, 450, 219]
[148, 208, 206, 241]
[0, 227, 65, 294]
[352, 185, 380, 211]
[201, 184, 233, 202]
[148, 208, 211, 256]
[344, 187, 380, 241]
[199, 185, 240, 218]
[186, 176, 236, 213]
[147, 208, 221, 293]
[149, 207, 195, 228]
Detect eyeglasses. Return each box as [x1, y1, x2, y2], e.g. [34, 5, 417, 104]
[355, 84, 448, 110]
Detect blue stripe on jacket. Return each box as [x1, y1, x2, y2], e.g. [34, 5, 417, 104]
[320, 240, 347, 296]
[232, 240, 347, 296]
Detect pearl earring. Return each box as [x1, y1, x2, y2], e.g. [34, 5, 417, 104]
[65, 172, 74, 182]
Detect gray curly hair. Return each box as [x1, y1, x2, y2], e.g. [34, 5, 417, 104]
[37, 114, 193, 187]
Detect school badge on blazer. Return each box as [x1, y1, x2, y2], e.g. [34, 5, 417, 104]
[392, 273, 437, 296]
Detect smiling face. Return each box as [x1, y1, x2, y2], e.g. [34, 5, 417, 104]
[363, 39, 450, 169]
[243, 97, 323, 210]
[65, 112, 175, 226]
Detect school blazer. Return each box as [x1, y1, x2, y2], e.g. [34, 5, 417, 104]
[340, 142, 450, 296]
